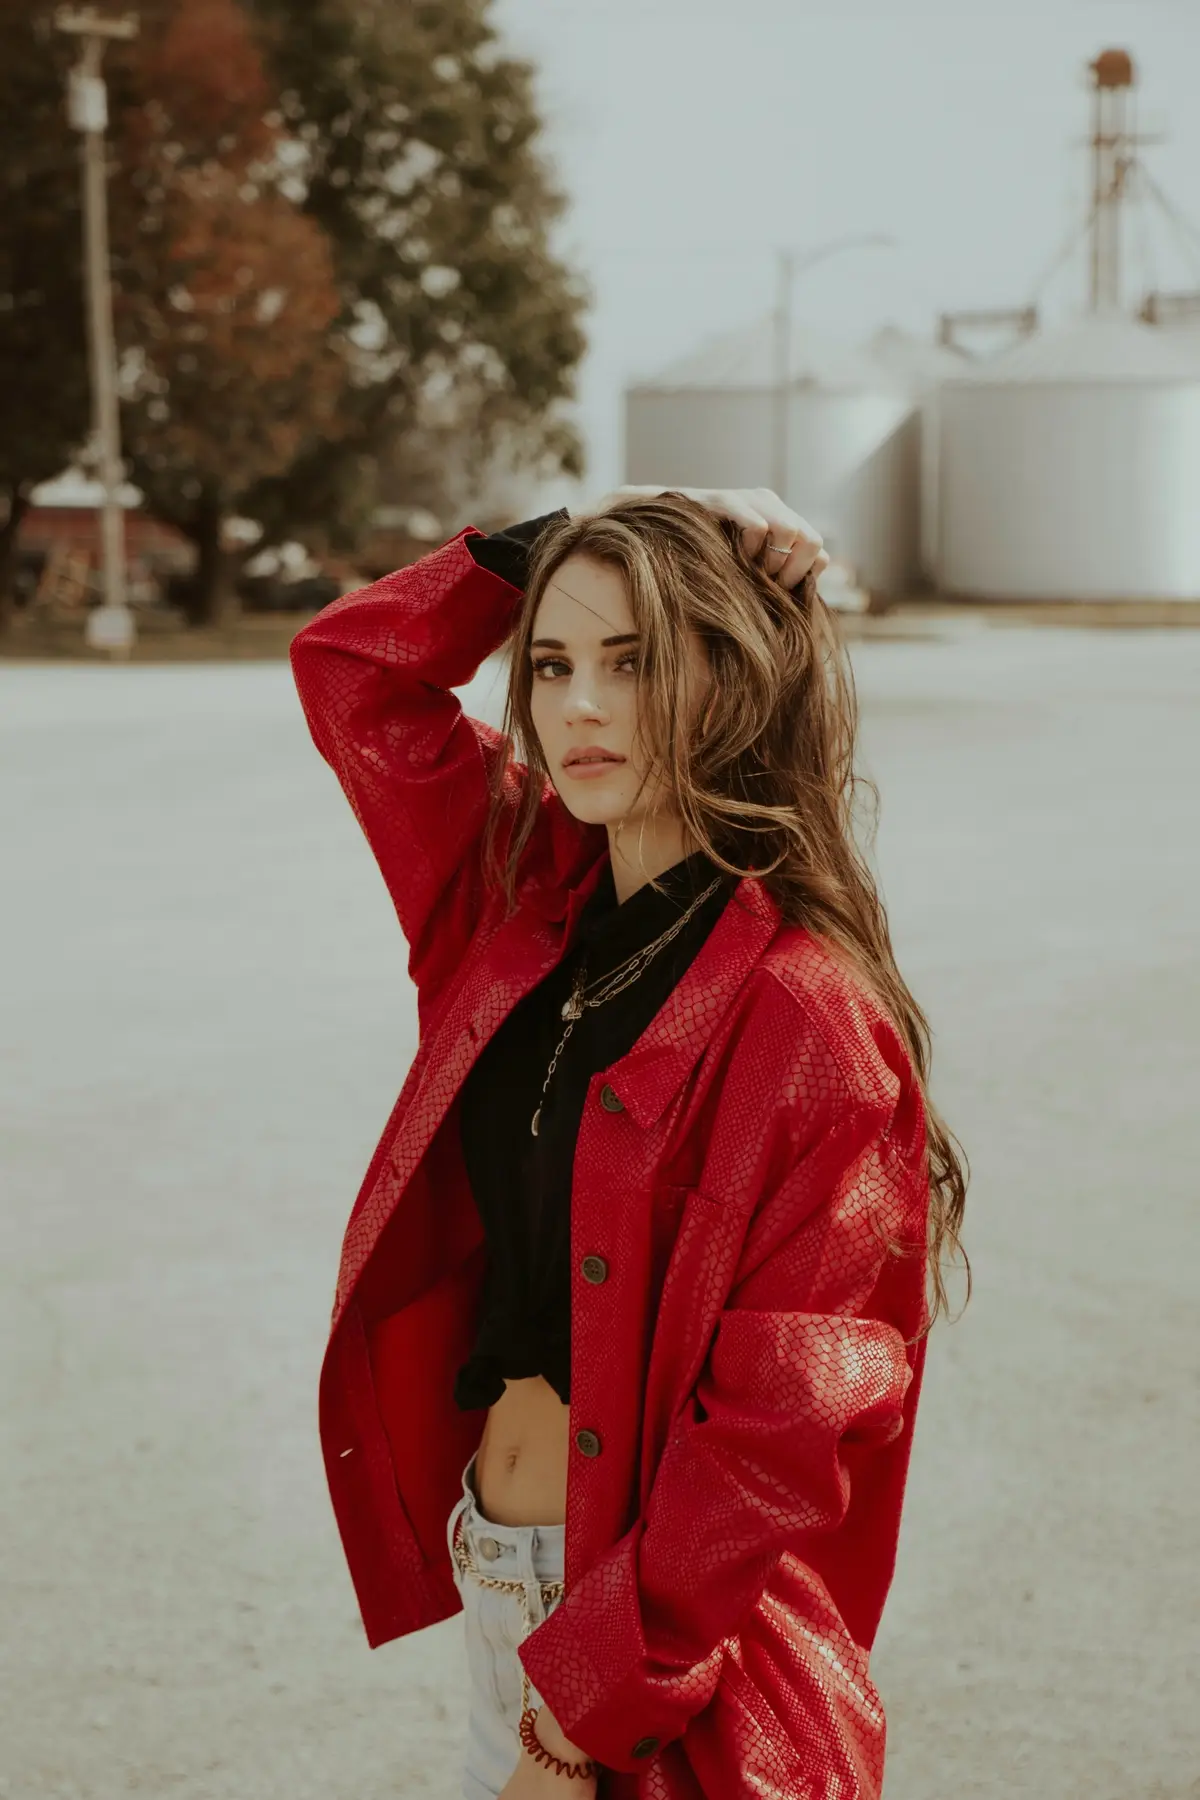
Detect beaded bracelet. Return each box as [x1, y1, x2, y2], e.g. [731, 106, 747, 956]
[518, 1705, 597, 1780]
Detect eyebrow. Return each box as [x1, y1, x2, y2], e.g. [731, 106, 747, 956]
[530, 633, 640, 649]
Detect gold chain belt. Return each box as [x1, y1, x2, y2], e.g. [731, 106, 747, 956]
[451, 1508, 565, 1718]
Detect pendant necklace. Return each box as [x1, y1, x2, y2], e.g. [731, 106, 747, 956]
[529, 875, 723, 1136]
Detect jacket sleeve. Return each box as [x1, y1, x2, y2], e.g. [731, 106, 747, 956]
[289, 524, 583, 1010]
[518, 1078, 930, 1777]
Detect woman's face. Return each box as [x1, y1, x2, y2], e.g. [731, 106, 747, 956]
[527, 553, 710, 832]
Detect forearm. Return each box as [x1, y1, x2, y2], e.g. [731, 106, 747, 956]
[292, 528, 519, 696]
[289, 530, 527, 997]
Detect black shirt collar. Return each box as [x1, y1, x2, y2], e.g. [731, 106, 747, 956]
[573, 850, 732, 970]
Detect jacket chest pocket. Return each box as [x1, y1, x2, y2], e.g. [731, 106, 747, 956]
[648, 1183, 691, 1300]
[649, 1183, 729, 1306]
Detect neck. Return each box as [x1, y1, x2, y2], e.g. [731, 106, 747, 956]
[606, 818, 698, 905]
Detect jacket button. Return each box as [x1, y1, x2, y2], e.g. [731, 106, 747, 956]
[631, 1736, 660, 1758]
[575, 1429, 601, 1457]
[581, 1255, 608, 1284]
[599, 1083, 624, 1113]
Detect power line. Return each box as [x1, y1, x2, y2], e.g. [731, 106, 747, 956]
[1027, 201, 1103, 307]
[1136, 164, 1200, 284]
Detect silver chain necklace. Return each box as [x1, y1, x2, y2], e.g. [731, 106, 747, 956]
[530, 875, 723, 1136]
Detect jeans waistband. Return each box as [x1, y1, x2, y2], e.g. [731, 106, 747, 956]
[451, 1452, 566, 1588]
[449, 1452, 569, 1724]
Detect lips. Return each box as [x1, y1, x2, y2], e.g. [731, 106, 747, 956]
[563, 749, 625, 768]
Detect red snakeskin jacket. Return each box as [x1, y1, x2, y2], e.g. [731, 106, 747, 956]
[290, 529, 932, 1799]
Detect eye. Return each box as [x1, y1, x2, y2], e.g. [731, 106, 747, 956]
[530, 651, 640, 679]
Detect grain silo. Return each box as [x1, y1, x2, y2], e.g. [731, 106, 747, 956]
[866, 326, 971, 584]
[624, 316, 921, 596]
[937, 314, 1200, 600]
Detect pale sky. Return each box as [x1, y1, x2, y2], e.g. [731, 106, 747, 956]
[491, 0, 1200, 499]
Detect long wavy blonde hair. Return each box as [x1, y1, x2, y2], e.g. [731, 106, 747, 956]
[482, 491, 969, 1335]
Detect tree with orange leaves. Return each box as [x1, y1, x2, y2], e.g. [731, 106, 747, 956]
[0, 0, 346, 626]
[1, 0, 586, 627]
[112, 0, 348, 622]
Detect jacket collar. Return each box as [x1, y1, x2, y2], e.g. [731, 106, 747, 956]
[521, 843, 781, 1130]
[597, 873, 780, 1130]
[516, 829, 608, 928]
[572, 849, 732, 969]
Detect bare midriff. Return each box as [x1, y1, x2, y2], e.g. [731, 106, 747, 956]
[475, 1375, 571, 1526]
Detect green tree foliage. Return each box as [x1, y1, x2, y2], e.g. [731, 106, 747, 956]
[242, 0, 589, 555]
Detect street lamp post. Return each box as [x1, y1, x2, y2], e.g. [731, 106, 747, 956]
[771, 233, 896, 501]
[54, 5, 139, 656]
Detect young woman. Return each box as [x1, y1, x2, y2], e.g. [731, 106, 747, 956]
[290, 486, 968, 1800]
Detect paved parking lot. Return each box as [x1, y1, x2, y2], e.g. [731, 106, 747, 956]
[2, 622, 1197, 1799]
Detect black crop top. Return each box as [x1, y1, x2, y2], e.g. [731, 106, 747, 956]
[452, 513, 735, 1410]
[453, 847, 735, 1410]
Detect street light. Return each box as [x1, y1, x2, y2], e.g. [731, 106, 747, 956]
[54, 5, 139, 656]
[771, 233, 896, 500]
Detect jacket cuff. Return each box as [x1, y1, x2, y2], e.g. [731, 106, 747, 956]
[463, 510, 570, 590]
[517, 1526, 724, 1774]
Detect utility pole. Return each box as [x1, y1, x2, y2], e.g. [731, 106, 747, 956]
[1088, 50, 1135, 313]
[54, 6, 139, 655]
[1084, 49, 1161, 315]
[770, 234, 895, 501]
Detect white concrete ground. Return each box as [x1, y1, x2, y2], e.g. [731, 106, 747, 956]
[1, 623, 1197, 1800]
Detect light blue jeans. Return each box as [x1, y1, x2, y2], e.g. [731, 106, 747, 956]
[445, 1451, 568, 1800]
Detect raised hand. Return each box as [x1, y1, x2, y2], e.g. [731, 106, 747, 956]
[603, 484, 829, 589]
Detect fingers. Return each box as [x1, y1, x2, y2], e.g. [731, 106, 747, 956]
[741, 489, 824, 589]
[693, 487, 824, 588]
[691, 490, 773, 551]
[609, 486, 826, 591]
[775, 539, 829, 589]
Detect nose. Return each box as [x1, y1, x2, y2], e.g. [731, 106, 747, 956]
[562, 671, 609, 724]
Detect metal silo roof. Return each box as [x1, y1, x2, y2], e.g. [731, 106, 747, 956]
[865, 325, 971, 389]
[945, 313, 1200, 385]
[632, 313, 905, 394]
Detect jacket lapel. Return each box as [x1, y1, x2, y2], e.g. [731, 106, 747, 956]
[598, 876, 780, 1130]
